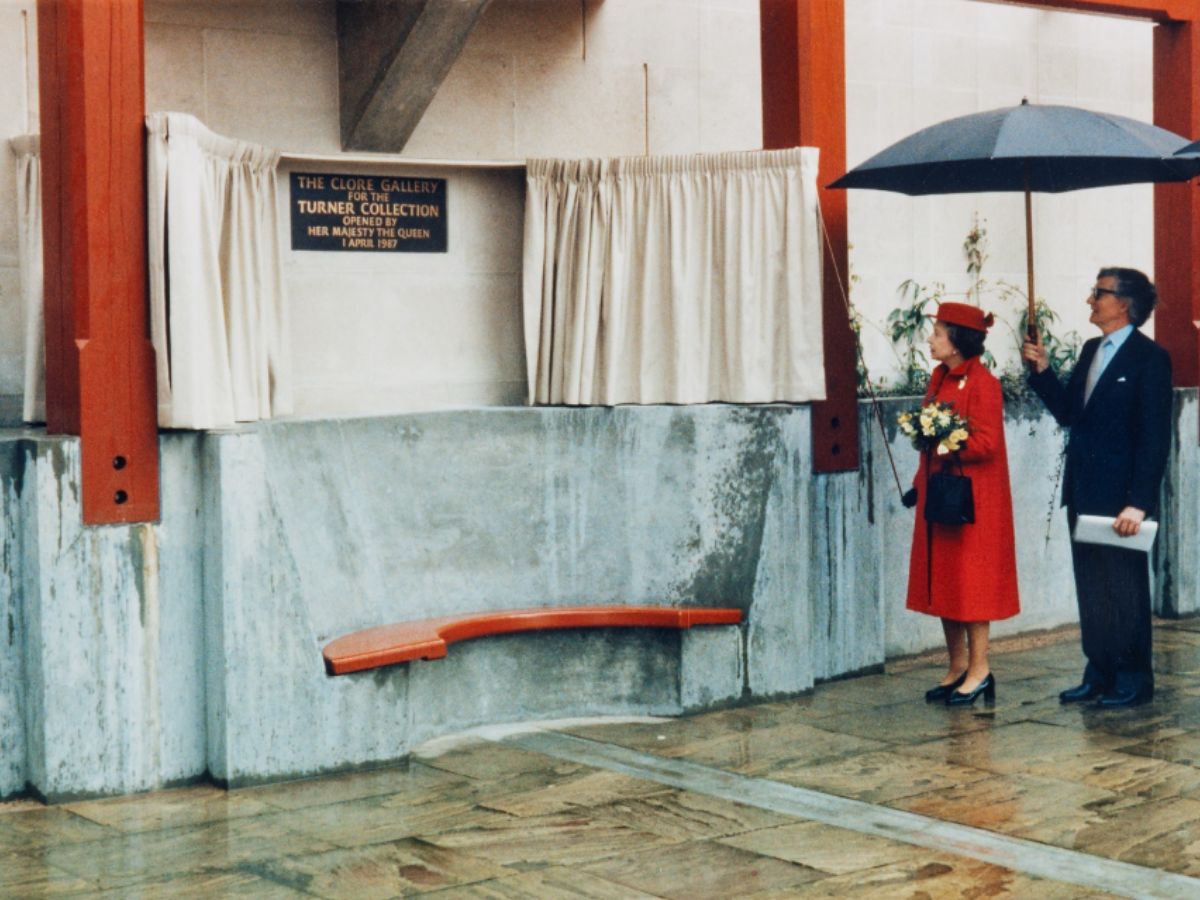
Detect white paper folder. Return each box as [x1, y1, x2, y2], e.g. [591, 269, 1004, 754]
[1072, 514, 1158, 553]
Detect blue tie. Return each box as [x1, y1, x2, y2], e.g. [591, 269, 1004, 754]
[1084, 338, 1114, 406]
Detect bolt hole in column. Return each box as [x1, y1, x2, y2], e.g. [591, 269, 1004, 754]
[113, 456, 127, 470]
[114, 490, 128, 505]
[831, 443, 841, 456]
[830, 417, 840, 429]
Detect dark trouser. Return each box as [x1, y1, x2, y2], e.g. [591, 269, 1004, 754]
[1068, 511, 1154, 696]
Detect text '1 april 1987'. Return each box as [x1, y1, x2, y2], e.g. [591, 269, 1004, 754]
[290, 172, 448, 253]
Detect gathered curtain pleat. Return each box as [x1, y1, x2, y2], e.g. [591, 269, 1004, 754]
[11, 135, 44, 423]
[522, 148, 825, 405]
[147, 112, 292, 429]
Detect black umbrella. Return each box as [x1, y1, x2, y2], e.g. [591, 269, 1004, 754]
[1175, 138, 1200, 158]
[830, 99, 1200, 333]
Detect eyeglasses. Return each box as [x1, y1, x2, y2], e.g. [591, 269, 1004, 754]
[1090, 287, 1121, 302]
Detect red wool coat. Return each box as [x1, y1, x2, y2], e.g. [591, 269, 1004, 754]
[905, 357, 1020, 622]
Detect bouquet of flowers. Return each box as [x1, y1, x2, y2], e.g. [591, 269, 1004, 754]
[897, 401, 970, 456]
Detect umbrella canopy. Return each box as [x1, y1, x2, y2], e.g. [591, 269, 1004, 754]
[830, 100, 1200, 334]
[831, 101, 1199, 194]
[1175, 138, 1200, 158]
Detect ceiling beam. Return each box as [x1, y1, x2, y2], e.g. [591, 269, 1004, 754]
[337, 0, 492, 152]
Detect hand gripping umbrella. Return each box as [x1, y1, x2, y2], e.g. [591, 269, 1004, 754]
[830, 99, 1200, 336]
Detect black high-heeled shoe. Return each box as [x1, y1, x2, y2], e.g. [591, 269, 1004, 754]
[924, 672, 967, 703]
[946, 673, 995, 706]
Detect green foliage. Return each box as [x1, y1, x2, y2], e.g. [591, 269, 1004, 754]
[856, 217, 1081, 400]
[964, 218, 987, 304]
[994, 295, 1082, 403]
[882, 278, 939, 397]
[848, 305, 871, 393]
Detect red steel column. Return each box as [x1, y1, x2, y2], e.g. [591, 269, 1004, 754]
[38, 0, 159, 524]
[1154, 14, 1200, 389]
[760, 0, 857, 472]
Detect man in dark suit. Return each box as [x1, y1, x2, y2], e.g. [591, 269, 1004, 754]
[1022, 267, 1172, 708]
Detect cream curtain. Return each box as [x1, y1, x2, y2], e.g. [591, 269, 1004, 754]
[146, 112, 292, 429]
[523, 148, 825, 406]
[11, 135, 44, 423]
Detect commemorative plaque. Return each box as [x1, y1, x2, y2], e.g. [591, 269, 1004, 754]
[290, 172, 447, 252]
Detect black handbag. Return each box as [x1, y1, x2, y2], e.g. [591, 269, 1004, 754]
[924, 461, 974, 526]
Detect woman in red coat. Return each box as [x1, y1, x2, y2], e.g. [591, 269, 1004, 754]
[904, 302, 1019, 705]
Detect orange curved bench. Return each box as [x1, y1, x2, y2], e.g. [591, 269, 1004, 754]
[323, 605, 743, 675]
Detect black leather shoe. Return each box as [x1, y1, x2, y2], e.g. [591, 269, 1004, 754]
[946, 673, 994, 706]
[1059, 683, 1104, 704]
[1096, 688, 1152, 709]
[925, 673, 966, 703]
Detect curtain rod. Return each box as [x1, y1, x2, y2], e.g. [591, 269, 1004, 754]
[278, 150, 525, 170]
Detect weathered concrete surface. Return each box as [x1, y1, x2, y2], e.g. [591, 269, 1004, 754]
[337, 0, 492, 151]
[3, 393, 1199, 798]
[1160, 389, 1199, 617]
[0, 434, 206, 801]
[0, 437, 28, 797]
[203, 407, 807, 784]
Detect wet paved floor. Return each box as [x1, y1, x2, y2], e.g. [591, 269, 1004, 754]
[6, 622, 1200, 897]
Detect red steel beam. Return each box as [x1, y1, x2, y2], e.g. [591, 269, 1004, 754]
[37, 0, 159, 524]
[1154, 17, 1200, 389]
[760, 0, 858, 473]
[979, 0, 1197, 20]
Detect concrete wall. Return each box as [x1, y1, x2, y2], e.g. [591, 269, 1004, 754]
[4, 394, 1195, 800]
[1160, 391, 1200, 618]
[200, 406, 812, 784]
[0, 433, 206, 801]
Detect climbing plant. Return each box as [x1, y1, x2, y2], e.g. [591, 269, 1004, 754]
[855, 216, 1081, 400]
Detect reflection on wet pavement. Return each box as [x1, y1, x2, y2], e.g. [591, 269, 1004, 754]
[4, 621, 1200, 896]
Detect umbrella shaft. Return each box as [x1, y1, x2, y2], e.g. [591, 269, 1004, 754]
[1025, 187, 1036, 339]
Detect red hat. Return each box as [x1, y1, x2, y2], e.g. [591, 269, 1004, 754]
[936, 301, 994, 333]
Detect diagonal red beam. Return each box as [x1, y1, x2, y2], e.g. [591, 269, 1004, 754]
[38, 0, 159, 524]
[760, 0, 858, 474]
[979, 0, 1197, 20]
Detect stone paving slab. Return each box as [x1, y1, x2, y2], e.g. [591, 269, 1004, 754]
[3, 627, 1200, 897]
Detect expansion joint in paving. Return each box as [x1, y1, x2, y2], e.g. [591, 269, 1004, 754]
[504, 729, 1200, 900]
